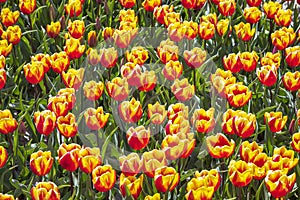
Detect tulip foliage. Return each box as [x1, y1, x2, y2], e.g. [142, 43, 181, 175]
[0, 0, 299, 199]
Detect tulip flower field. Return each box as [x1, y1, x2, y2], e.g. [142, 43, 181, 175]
[0, 0, 300, 199]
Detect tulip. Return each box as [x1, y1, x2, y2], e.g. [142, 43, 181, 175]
[265, 170, 296, 198]
[261, 52, 281, 68]
[47, 96, 69, 117]
[275, 9, 292, 27]
[238, 51, 259, 72]
[162, 60, 183, 81]
[161, 134, 187, 160]
[157, 42, 179, 64]
[222, 109, 239, 135]
[65, 0, 83, 17]
[126, 46, 148, 65]
[201, 13, 217, 26]
[24, 61, 45, 84]
[0, 69, 6, 89]
[291, 132, 300, 152]
[0, 109, 18, 134]
[3, 25, 21, 45]
[87, 30, 97, 47]
[119, 9, 137, 23]
[0, 193, 14, 200]
[83, 81, 104, 101]
[271, 27, 296, 50]
[120, 62, 142, 86]
[119, 153, 141, 176]
[194, 169, 221, 191]
[246, 0, 262, 7]
[138, 70, 157, 92]
[119, 0, 136, 8]
[179, 132, 196, 158]
[113, 29, 135, 49]
[148, 102, 167, 124]
[30, 151, 53, 176]
[168, 22, 185, 42]
[0, 55, 5, 69]
[234, 22, 255, 41]
[119, 97, 143, 123]
[79, 147, 101, 174]
[285, 46, 300, 68]
[239, 141, 263, 163]
[57, 113, 78, 138]
[120, 173, 144, 199]
[58, 143, 81, 172]
[34, 110, 56, 136]
[264, 112, 287, 132]
[228, 160, 253, 187]
[92, 165, 116, 192]
[271, 146, 299, 171]
[145, 193, 160, 200]
[222, 53, 241, 73]
[198, 21, 215, 40]
[263, 1, 282, 19]
[211, 68, 236, 98]
[163, 12, 180, 27]
[86, 48, 100, 66]
[225, 83, 252, 107]
[99, 47, 118, 68]
[167, 103, 189, 120]
[142, 0, 161, 12]
[232, 111, 256, 138]
[0, 145, 8, 168]
[184, 47, 206, 68]
[31, 182, 60, 200]
[251, 152, 268, 180]
[216, 19, 231, 36]
[191, 108, 215, 133]
[0, 8, 19, 27]
[257, 65, 278, 87]
[64, 37, 85, 59]
[171, 78, 195, 102]
[30, 53, 52, 73]
[185, 178, 214, 200]
[206, 133, 235, 159]
[153, 5, 174, 24]
[194, 0, 206, 9]
[181, 0, 196, 9]
[46, 21, 61, 38]
[243, 7, 261, 24]
[57, 88, 76, 110]
[19, 0, 36, 15]
[84, 107, 109, 130]
[61, 68, 84, 90]
[102, 27, 114, 41]
[51, 51, 70, 73]
[218, 0, 236, 16]
[154, 166, 179, 192]
[68, 20, 85, 39]
[0, 40, 12, 57]
[126, 126, 150, 150]
[182, 20, 198, 40]
[106, 77, 129, 101]
[165, 115, 190, 135]
[141, 149, 167, 178]
[282, 71, 300, 91]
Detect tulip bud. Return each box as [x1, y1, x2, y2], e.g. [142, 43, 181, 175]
[88, 31, 97, 47]
[60, 15, 66, 30]
[95, 17, 101, 32]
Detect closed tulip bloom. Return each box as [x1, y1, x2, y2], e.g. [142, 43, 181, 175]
[120, 62, 142, 86]
[68, 20, 85, 39]
[102, 27, 114, 41]
[182, 20, 198, 40]
[92, 165, 116, 192]
[138, 70, 157, 92]
[57, 88, 76, 110]
[46, 21, 61, 38]
[84, 107, 109, 130]
[222, 53, 241, 73]
[0, 69, 6, 90]
[119, 0, 136, 8]
[191, 108, 215, 133]
[264, 112, 287, 133]
[216, 19, 231, 36]
[61, 68, 85, 90]
[228, 160, 253, 187]
[83, 81, 104, 101]
[232, 111, 256, 138]
[51, 51, 70, 73]
[119, 97, 143, 123]
[148, 102, 167, 124]
[126, 126, 150, 150]
[113, 29, 135, 49]
[246, 0, 262, 7]
[263, 1, 282, 19]
[261, 52, 281, 68]
[0, 55, 5, 69]
[275, 9, 292, 27]
[0, 109, 18, 134]
[165, 115, 190, 135]
[153, 5, 174, 24]
[163, 12, 180, 27]
[181, 0, 196, 8]
[265, 170, 296, 198]
[206, 133, 235, 159]
[142, 0, 161, 12]
[154, 166, 179, 193]
[19, 0, 36, 15]
[86, 48, 100, 65]
[31, 182, 60, 200]
[234, 22, 255, 41]
[198, 21, 215, 40]
[30, 151, 53, 176]
[222, 109, 239, 134]
[119, 153, 141, 176]
[0, 40, 12, 57]
[57, 113, 78, 138]
[0, 8, 19, 27]
[161, 134, 187, 160]
[0, 193, 14, 200]
[3, 25, 21, 45]
[0, 146, 8, 168]
[243, 7, 261, 24]
[106, 77, 129, 101]
[285, 46, 300, 67]
[282, 71, 300, 91]
[145, 193, 160, 200]
[201, 13, 217, 26]
[184, 47, 206, 68]
[31, 53, 52, 73]
[225, 83, 252, 107]
[238, 51, 259, 72]
[65, 0, 83, 17]
[120, 173, 144, 199]
[271, 27, 296, 50]
[257, 64, 278, 87]
[79, 147, 101, 174]
[142, 149, 167, 178]
[126, 46, 148, 65]
[218, 0, 236, 16]
[58, 143, 81, 172]
[211, 68, 236, 98]
[291, 132, 300, 152]
[162, 60, 183, 81]
[99, 47, 118, 68]
[168, 22, 185, 42]
[47, 96, 69, 117]
[171, 78, 195, 102]
[64, 37, 85, 59]
[87, 30, 97, 47]
[239, 141, 263, 163]
[157, 43, 179, 64]
[34, 110, 56, 136]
